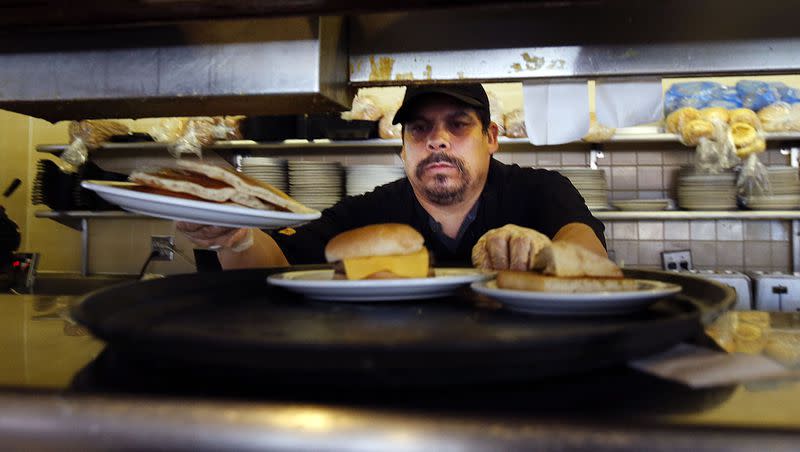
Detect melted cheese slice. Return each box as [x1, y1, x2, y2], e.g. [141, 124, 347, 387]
[342, 248, 429, 280]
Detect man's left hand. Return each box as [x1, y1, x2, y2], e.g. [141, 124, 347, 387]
[471, 224, 552, 270]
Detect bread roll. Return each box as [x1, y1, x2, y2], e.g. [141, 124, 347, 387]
[681, 119, 714, 146]
[729, 108, 761, 130]
[666, 107, 700, 134]
[325, 223, 424, 262]
[730, 122, 758, 148]
[700, 107, 729, 124]
[583, 112, 615, 142]
[532, 241, 623, 278]
[496, 271, 637, 293]
[759, 102, 793, 131]
[504, 109, 527, 138]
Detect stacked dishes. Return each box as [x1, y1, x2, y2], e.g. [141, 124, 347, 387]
[236, 157, 288, 193]
[676, 168, 738, 210]
[288, 161, 344, 211]
[746, 166, 800, 210]
[554, 168, 611, 210]
[345, 164, 406, 197]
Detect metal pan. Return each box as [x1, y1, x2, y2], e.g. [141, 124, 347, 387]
[71, 267, 734, 385]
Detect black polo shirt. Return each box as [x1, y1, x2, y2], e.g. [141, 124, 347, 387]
[271, 158, 606, 267]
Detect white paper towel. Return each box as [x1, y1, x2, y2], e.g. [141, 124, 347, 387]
[523, 80, 590, 146]
[595, 78, 663, 128]
[629, 343, 794, 388]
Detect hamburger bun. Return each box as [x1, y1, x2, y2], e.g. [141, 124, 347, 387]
[325, 223, 424, 262]
[325, 224, 430, 280]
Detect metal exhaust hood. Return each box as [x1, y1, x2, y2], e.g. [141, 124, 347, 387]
[0, 16, 350, 122]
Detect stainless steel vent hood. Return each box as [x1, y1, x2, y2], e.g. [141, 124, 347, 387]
[0, 16, 349, 122]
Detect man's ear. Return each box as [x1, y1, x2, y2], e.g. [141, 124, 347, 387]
[487, 122, 500, 155]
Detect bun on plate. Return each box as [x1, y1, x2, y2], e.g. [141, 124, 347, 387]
[325, 223, 432, 280]
[494, 241, 630, 293]
[129, 160, 316, 213]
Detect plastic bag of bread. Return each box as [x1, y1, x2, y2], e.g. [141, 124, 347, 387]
[582, 112, 615, 142]
[486, 90, 506, 136]
[504, 109, 527, 138]
[341, 93, 383, 121]
[379, 102, 402, 139]
[665, 107, 700, 134]
[149, 118, 188, 143]
[62, 120, 130, 170]
[758, 102, 800, 131]
[168, 117, 242, 158]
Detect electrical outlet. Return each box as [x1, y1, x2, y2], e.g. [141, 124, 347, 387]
[662, 250, 692, 271]
[151, 235, 175, 261]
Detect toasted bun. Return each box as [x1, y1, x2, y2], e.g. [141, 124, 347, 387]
[496, 271, 638, 292]
[325, 223, 424, 262]
[532, 241, 623, 278]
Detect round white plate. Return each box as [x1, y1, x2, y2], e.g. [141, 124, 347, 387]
[470, 279, 682, 316]
[268, 268, 493, 302]
[81, 181, 321, 229]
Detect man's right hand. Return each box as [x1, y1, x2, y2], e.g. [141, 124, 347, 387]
[176, 222, 253, 252]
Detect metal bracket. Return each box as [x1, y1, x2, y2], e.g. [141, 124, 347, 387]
[589, 144, 605, 169]
[779, 142, 800, 168]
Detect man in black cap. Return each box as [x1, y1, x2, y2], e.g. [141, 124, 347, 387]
[179, 83, 606, 270]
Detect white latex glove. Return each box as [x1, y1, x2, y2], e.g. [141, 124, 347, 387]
[471, 224, 552, 271]
[176, 222, 254, 253]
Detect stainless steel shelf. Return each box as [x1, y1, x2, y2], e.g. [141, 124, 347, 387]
[35, 132, 800, 155]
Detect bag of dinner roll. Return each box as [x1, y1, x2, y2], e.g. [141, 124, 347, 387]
[486, 90, 506, 136]
[379, 103, 402, 139]
[504, 109, 527, 138]
[167, 117, 241, 159]
[342, 93, 383, 121]
[63, 120, 131, 171]
[758, 102, 800, 131]
[582, 112, 615, 142]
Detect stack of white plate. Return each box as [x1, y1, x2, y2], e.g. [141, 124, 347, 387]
[677, 168, 738, 210]
[236, 157, 288, 192]
[555, 168, 611, 210]
[288, 161, 343, 211]
[747, 166, 800, 210]
[345, 164, 406, 197]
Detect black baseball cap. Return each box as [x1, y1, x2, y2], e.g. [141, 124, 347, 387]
[392, 83, 490, 125]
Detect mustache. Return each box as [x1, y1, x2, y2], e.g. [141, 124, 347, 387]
[415, 153, 467, 179]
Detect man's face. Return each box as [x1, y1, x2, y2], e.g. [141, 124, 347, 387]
[401, 95, 499, 206]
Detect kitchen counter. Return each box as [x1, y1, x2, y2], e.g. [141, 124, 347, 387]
[2, 292, 800, 451]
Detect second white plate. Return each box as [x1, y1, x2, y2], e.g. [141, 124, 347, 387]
[471, 279, 682, 316]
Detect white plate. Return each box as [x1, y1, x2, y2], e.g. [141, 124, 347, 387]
[81, 180, 321, 228]
[470, 279, 682, 316]
[267, 268, 493, 302]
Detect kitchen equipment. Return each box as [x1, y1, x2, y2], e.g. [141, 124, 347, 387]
[1, 179, 23, 291]
[71, 268, 734, 385]
[687, 270, 753, 311]
[747, 271, 800, 312]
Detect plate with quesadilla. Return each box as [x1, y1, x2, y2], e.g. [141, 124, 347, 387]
[81, 160, 321, 228]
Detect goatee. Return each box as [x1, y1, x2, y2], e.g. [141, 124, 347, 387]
[415, 152, 471, 205]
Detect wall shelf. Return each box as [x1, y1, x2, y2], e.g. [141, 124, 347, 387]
[35, 132, 800, 156]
